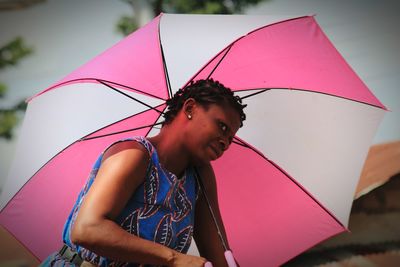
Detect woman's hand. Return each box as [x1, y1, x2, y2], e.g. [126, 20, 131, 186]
[171, 252, 210, 267]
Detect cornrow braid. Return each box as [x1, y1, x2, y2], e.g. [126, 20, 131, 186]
[163, 79, 246, 127]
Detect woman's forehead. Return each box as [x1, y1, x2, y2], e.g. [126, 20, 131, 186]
[205, 103, 241, 129]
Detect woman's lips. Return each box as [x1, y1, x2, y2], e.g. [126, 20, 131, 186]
[209, 144, 222, 159]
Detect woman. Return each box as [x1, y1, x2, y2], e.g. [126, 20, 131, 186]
[41, 79, 246, 266]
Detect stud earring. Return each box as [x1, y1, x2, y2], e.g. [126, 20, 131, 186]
[187, 114, 192, 120]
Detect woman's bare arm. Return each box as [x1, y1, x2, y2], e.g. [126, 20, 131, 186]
[71, 141, 207, 266]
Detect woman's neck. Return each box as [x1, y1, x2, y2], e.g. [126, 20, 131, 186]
[147, 126, 190, 178]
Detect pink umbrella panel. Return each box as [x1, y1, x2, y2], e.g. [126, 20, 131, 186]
[0, 14, 386, 267]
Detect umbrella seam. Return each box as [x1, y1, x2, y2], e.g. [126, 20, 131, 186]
[236, 87, 386, 110]
[28, 78, 167, 102]
[232, 137, 347, 230]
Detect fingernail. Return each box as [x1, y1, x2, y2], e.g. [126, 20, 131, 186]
[205, 262, 213, 267]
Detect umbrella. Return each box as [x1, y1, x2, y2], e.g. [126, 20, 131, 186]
[0, 13, 386, 266]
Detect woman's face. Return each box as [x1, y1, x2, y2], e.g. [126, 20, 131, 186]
[183, 100, 241, 164]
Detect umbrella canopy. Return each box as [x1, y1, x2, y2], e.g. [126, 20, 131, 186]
[0, 13, 386, 266]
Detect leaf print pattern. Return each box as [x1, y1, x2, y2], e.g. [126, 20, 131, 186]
[173, 182, 192, 222]
[163, 184, 174, 209]
[154, 214, 173, 246]
[144, 165, 159, 204]
[174, 226, 193, 253]
[60, 137, 197, 267]
[140, 203, 160, 218]
[120, 208, 140, 236]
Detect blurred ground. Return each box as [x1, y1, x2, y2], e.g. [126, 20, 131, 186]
[0, 226, 39, 266]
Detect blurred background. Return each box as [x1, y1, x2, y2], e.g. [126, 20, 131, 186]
[0, 0, 399, 266]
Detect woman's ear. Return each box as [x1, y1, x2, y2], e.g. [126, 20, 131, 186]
[183, 98, 196, 119]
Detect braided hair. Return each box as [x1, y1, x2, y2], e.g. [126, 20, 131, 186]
[163, 79, 246, 127]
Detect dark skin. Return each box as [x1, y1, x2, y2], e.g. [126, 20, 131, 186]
[71, 98, 241, 267]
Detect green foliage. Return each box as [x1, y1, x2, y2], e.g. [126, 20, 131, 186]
[0, 37, 33, 69]
[0, 97, 27, 139]
[0, 83, 6, 98]
[0, 110, 18, 140]
[167, 0, 228, 14]
[117, 0, 267, 35]
[14, 99, 28, 111]
[162, 0, 266, 14]
[0, 37, 33, 139]
[117, 15, 139, 37]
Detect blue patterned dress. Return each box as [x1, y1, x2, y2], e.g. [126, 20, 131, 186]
[42, 136, 199, 266]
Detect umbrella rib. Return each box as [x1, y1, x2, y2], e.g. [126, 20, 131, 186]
[181, 44, 233, 88]
[158, 22, 173, 97]
[99, 79, 166, 100]
[236, 87, 385, 110]
[239, 88, 270, 100]
[80, 121, 164, 141]
[161, 43, 172, 97]
[144, 105, 168, 138]
[206, 44, 234, 80]
[98, 80, 165, 115]
[232, 137, 249, 147]
[80, 104, 165, 141]
[233, 138, 346, 229]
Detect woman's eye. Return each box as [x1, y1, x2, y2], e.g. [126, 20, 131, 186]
[220, 122, 227, 132]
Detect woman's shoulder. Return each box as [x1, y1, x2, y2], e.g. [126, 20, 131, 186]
[101, 137, 152, 165]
